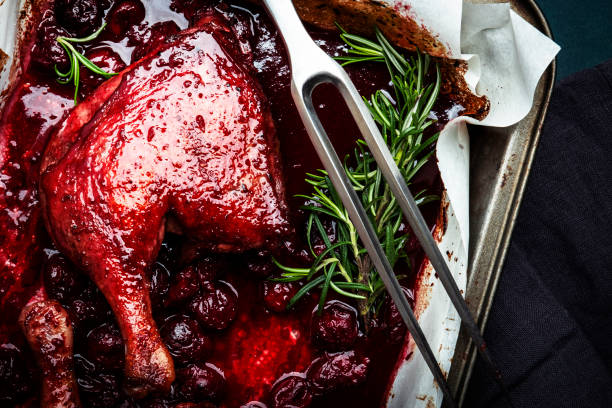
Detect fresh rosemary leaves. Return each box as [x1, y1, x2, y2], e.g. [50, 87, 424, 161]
[55, 23, 117, 104]
[274, 28, 441, 321]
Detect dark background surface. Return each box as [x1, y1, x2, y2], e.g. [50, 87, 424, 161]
[465, 60, 612, 407]
[536, 0, 612, 80]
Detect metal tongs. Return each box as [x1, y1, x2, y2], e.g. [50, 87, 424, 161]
[261, 1, 510, 407]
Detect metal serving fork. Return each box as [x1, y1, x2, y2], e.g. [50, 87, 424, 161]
[261, 0, 508, 407]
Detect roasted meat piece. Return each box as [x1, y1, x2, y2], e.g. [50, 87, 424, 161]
[39, 13, 290, 396]
[20, 294, 81, 408]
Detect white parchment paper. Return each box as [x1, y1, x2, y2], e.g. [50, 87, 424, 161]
[0, 0, 24, 95]
[0, 1, 559, 407]
[385, 1, 559, 407]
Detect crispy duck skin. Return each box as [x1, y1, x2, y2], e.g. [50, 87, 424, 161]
[20, 293, 81, 408]
[39, 14, 290, 397]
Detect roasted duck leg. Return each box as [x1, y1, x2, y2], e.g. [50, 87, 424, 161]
[20, 287, 81, 408]
[40, 13, 290, 396]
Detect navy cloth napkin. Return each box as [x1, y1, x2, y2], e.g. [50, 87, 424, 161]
[464, 60, 612, 407]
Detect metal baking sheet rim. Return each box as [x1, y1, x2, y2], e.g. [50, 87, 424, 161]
[0, 0, 555, 407]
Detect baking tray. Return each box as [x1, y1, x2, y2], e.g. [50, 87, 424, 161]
[446, 0, 556, 404]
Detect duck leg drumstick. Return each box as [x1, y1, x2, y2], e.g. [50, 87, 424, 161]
[20, 291, 81, 408]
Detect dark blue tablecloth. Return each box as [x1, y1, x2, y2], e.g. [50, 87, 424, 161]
[464, 60, 612, 407]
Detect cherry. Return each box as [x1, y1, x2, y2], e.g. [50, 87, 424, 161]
[165, 257, 223, 307]
[106, 0, 146, 40]
[384, 286, 415, 344]
[65, 283, 112, 331]
[79, 47, 126, 93]
[306, 351, 370, 394]
[188, 282, 238, 330]
[245, 252, 274, 278]
[311, 301, 358, 351]
[176, 363, 226, 402]
[75, 354, 122, 407]
[160, 315, 211, 366]
[0, 344, 31, 403]
[55, 0, 103, 37]
[129, 21, 181, 63]
[262, 281, 299, 312]
[43, 252, 83, 302]
[149, 261, 171, 309]
[32, 12, 70, 72]
[268, 375, 312, 408]
[86, 323, 124, 370]
[166, 265, 200, 306]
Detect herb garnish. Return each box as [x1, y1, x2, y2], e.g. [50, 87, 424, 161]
[274, 28, 441, 325]
[54, 23, 117, 104]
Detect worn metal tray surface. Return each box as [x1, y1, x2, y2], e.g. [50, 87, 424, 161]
[447, 0, 556, 404]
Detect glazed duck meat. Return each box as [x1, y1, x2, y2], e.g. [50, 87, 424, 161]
[39, 13, 290, 396]
[19, 292, 81, 407]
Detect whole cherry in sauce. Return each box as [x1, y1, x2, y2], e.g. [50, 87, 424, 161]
[165, 258, 220, 307]
[262, 281, 299, 313]
[80, 47, 126, 93]
[149, 261, 172, 310]
[85, 323, 124, 370]
[311, 300, 358, 351]
[129, 21, 181, 62]
[55, 0, 104, 36]
[65, 282, 113, 334]
[74, 354, 122, 407]
[166, 264, 202, 307]
[188, 281, 238, 330]
[176, 363, 226, 402]
[160, 315, 211, 366]
[43, 252, 83, 302]
[268, 374, 313, 408]
[31, 11, 71, 72]
[306, 351, 370, 394]
[106, 0, 146, 40]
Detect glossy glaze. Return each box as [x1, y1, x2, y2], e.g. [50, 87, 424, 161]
[20, 298, 81, 407]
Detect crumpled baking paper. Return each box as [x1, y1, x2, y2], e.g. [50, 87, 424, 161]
[0, 1, 559, 407]
[0, 0, 24, 91]
[384, 1, 559, 407]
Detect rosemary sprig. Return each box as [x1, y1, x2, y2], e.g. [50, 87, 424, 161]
[54, 23, 117, 104]
[274, 28, 441, 322]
